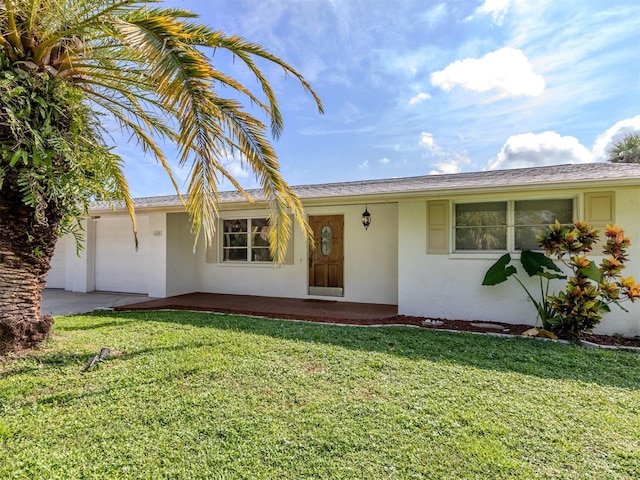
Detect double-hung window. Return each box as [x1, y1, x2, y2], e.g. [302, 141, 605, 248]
[455, 202, 508, 251]
[514, 199, 573, 250]
[222, 218, 272, 262]
[454, 199, 573, 252]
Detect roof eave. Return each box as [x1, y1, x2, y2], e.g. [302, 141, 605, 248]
[88, 173, 640, 215]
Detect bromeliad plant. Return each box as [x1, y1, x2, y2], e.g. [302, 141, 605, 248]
[483, 221, 640, 340]
[482, 250, 566, 331]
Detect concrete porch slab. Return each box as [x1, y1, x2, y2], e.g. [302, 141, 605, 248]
[115, 292, 398, 322]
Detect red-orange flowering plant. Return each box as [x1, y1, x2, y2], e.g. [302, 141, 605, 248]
[537, 221, 640, 339]
[484, 221, 640, 340]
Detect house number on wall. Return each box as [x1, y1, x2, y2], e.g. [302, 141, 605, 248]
[321, 225, 332, 256]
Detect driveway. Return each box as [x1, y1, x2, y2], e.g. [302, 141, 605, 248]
[41, 289, 157, 316]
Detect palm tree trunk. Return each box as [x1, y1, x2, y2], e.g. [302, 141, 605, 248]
[0, 202, 58, 354]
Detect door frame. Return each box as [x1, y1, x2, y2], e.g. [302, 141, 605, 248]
[308, 214, 344, 297]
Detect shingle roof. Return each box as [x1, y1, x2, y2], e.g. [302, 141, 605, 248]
[91, 162, 640, 211]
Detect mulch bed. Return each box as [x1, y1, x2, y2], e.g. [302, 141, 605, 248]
[281, 314, 640, 348]
[393, 316, 640, 348]
[125, 304, 640, 349]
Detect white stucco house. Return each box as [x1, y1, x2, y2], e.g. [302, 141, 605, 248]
[46, 163, 640, 337]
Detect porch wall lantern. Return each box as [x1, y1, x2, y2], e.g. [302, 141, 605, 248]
[361, 205, 371, 230]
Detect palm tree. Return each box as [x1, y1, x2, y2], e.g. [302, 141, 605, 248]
[608, 132, 640, 164]
[0, 0, 323, 354]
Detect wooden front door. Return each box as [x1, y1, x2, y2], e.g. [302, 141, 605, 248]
[308, 215, 344, 295]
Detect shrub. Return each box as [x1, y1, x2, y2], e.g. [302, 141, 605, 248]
[484, 221, 640, 339]
[538, 222, 640, 339]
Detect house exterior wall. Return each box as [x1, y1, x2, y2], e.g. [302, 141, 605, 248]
[45, 218, 95, 293]
[46, 214, 165, 296]
[94, 214, 152, 294]
[398, 186, 640, 337]
[196, 202, 399, 305]
[44, 175, 639, 338]
[165, 212, 199, 297]
[46, 235, 67, 288]
[194, 206, 304, 298]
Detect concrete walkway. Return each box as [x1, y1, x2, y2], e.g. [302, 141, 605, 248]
[42, 289, 157, 316]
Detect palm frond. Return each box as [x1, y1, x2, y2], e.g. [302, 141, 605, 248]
[98, 145, 139, 248]
[82, 86, 184, 200]
[0, 0, 323, 263]
[200, 31, 324, 131]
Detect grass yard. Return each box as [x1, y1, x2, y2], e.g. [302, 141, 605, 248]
[1, 311, 639, 479]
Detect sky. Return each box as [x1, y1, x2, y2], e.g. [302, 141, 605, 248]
[117, 0, 640, 198]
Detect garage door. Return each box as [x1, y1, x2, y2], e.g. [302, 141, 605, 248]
[94, 216, 150, 294]
[45, 237, 66, 289]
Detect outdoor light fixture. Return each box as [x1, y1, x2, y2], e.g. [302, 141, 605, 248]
[361, 205, 371, 230]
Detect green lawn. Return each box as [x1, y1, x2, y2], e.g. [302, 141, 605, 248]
[1, 311, 639, 479]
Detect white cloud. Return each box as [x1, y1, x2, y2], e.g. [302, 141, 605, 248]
[430, 154, 472, 175]
[488, 131, 592, 170]
[430, 161, 461, 175]
[418, 132, 472, 174]
[431, 47, 545, 98]
[409, 92, 431, 105]
[475, 0, 513, 25]
[223, 158, 250, 178]
[214, 147, 251, 181]
[592, 115, 640, 161]
[379, 157, 391, 164]
[419, 132, 437, 151]
[358, 159, 370, 170]
[423, 2, 448, 28]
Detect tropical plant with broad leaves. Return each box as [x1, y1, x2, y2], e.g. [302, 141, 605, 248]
[484, 221, 640, 340]
[0, 0, 323, 354]
[482, 250, 566, 331]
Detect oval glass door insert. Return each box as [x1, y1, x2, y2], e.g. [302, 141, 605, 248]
[321, 225, 332, 256]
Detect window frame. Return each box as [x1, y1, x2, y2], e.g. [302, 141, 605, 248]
[453, 198, 575, 253]
[222, 217, 273, 263]
[454, 201, 508, 252]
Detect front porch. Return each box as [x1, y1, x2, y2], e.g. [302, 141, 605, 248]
[115, 292, 398, 323]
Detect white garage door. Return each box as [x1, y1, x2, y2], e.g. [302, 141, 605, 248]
[95, 216, 151, 294]
[45, 237, 66, 289]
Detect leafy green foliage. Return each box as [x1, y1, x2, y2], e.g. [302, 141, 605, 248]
[484, 221, 640, 339]
[483, 251, 566, 329]
[481, 253, 517, 285]
[538, 220, 599, 258]
[520, 250, 563, 278]
[608, 132, 640, 164]
[0, 55, 125, 244]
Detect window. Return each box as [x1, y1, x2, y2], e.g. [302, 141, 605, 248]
[222, 218, 272, 262]
[455, 202, 507, 251]
[454, 199, 574, 252]
[514, 199, 573, 250]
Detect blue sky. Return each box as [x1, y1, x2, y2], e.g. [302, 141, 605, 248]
[119, 0, 640, 197]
